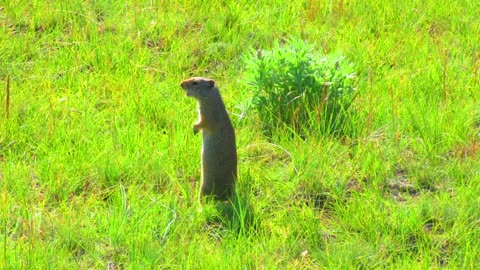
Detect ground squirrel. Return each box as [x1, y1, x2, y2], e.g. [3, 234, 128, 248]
[180, 77, 237, 200]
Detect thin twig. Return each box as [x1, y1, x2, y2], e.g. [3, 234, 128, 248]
[5, 75, 9, 120]
[3, 218, 6, 270]
[148, 196, 178, 246]
[244, 142, 298, 174]
[144, 196, 177, 246]
[159, 203, 177, 246]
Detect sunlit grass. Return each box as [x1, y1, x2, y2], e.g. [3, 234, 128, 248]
[1, 0, 479, 268]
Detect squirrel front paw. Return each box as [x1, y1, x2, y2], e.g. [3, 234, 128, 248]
[193, 124, 200, 135]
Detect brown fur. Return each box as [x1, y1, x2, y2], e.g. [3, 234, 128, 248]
[180, 77, 237, 200]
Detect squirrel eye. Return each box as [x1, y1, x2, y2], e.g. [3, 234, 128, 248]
[192, 81, 199, 86]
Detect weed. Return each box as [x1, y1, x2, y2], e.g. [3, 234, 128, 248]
[242, 37, 357, 137]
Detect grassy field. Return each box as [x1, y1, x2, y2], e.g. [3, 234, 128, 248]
[1, 0, 479, 268]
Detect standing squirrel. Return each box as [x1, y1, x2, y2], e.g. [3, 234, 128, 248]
[180, 77, 237, 200]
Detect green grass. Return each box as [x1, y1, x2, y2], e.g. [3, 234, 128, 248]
[1, 0, 479, 268]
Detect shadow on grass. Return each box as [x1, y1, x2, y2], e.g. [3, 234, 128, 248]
[201, 188, 259, 237]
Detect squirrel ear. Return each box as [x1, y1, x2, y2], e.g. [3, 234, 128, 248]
[208, 79, 215, 88]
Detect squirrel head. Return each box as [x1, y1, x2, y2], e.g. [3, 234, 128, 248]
[180, 77, 217, 100]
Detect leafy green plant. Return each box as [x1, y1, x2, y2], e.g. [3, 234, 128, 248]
[242, 38, 357, 137]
